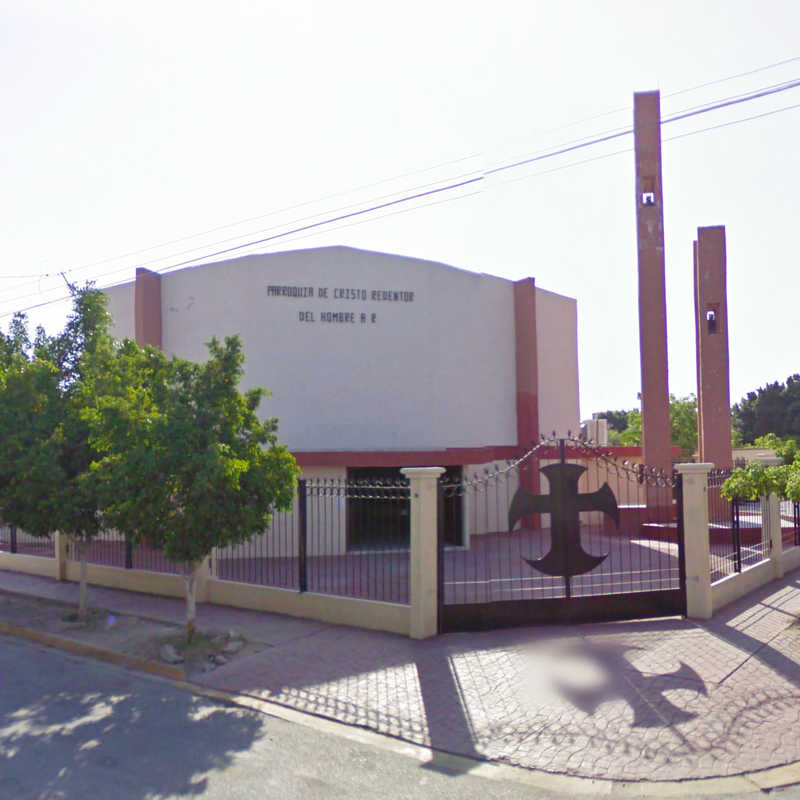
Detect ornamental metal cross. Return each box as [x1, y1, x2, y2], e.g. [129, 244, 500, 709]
[508, 462, 618, 581]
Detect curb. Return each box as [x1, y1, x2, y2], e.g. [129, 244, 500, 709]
[0, 621, 185, 682]
[3, 620, 800, 796]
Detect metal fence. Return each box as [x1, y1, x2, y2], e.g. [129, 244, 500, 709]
[215, 477, 411, 604]
[75, 530, 180, 574]
[782, 501, 800, 551]
[439, 441, 682, 610]
[707, 469, 767, 582]
[0, 524, 55, 558]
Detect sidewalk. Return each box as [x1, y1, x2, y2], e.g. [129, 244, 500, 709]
[2, 567, 800, 782]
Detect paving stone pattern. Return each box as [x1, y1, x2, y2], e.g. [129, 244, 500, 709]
[3, 568, 800, 780]
[200, 576, 800, 780]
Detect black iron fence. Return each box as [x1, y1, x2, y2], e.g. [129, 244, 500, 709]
[438, 440, 683, 625]
[75, 530, 180, 574]
[781, 501, 800, 551]
[215, 477, 411, 604]
[0, 524, 55, 557]
[707, 469, 767, 582]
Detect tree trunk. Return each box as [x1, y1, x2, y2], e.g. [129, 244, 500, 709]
[183, 563, 200, 642]
[77, 541, 88, 620]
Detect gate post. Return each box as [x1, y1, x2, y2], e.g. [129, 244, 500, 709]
[676, 462, 714, 619]
[54, 531, 67, 581]
[402, 467, 445, 640]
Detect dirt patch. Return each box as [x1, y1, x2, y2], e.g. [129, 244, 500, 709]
[0, 590, 251, 678]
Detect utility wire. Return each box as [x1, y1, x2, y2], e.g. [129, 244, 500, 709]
[3, 73, 800, 317]
[663, 55, 800, 98]
[1, 153, 482, 290]
[496, 99, 800, 189]
[0, 167, 486, 309]
[8, 57, 798, 293]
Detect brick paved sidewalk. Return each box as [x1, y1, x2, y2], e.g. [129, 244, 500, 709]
[2, 567, 800, 781]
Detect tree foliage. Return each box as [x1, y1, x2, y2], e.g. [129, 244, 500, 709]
[733, 375, 800, 444]
[721, 457, 800, 502]
[593, 409, 630, 434]
[0, 288, 110, 617]
[599, 395, 698, 458]
[83, 335, 298, 638]
[751, 433, 800, 466]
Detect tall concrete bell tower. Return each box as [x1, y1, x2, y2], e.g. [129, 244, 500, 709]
[633, 91, 671, 476]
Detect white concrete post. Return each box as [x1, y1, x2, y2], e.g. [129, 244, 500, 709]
[762, 493, 783, 578]
[401, 467, 445, 640]
[676, 463, 714, 619]
[54, 531, 67, 581]
[195, 556, 213, 603]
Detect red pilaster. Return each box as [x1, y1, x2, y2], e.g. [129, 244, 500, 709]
[694, 226, 732, 468]
[134, 267, 162, 349]
[633, 91, 671, 475]
[693, 242, 704, 455]
[513, 278, 540, 496]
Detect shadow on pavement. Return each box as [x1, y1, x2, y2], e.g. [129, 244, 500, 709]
[0, 638, 263, 799]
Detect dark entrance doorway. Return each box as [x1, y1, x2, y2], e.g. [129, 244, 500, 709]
[346, 466, 463, 550]
[346, 467, 409, 550]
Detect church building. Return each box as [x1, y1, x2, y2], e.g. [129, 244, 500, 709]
[104, 246, 580, 517]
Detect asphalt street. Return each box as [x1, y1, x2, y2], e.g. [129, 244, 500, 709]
[1, 633, 800, 800]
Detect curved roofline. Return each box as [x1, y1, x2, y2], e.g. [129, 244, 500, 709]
[154, 244, 513, 283]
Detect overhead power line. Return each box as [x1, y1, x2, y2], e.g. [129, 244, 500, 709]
[7, 56, 799, 295]
[2, 73, 800, 320]
[663, 55, 800, 98]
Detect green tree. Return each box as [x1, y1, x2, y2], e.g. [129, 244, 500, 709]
[84, 335, 298, 640]
[721, 457, 800, 502]
[592, 409, 630, 434]
[617, 409, 642, 446]
[596, 395, 698, 458]
[751, 433, 800, 466]
[733, 375, 800, 443]
[669, 395, 699, 459]
[0, 288, 110, 619]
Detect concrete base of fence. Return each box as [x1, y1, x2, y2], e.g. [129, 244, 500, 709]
[64, 561, 187, 599]
[0, 552, 57, 579]
[710, 546, 800, 615]
[783, 547, 800, 573]
[205, 578, 410, 636]
[7, 555, 412, 637]
[711, 559, 775, 614]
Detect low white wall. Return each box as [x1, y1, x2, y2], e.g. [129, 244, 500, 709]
[783, 546, 800, 573]
[64, 561, 187, 599]
[206, 578, 409, 636]
[57, 559, 410, 636]
[0, 552, 57, 579]
[711, 559, 774, 614]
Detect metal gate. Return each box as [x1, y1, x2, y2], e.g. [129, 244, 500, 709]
[437, 438, 686, 632]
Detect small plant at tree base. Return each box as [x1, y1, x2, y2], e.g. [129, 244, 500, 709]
[85, 335, 298, 641]
[0, 287, 110, 619]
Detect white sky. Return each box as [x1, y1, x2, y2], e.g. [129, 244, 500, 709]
[2, 1, 798, 421]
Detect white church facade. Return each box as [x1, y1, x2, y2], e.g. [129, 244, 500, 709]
[104, 246, 579, 493]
